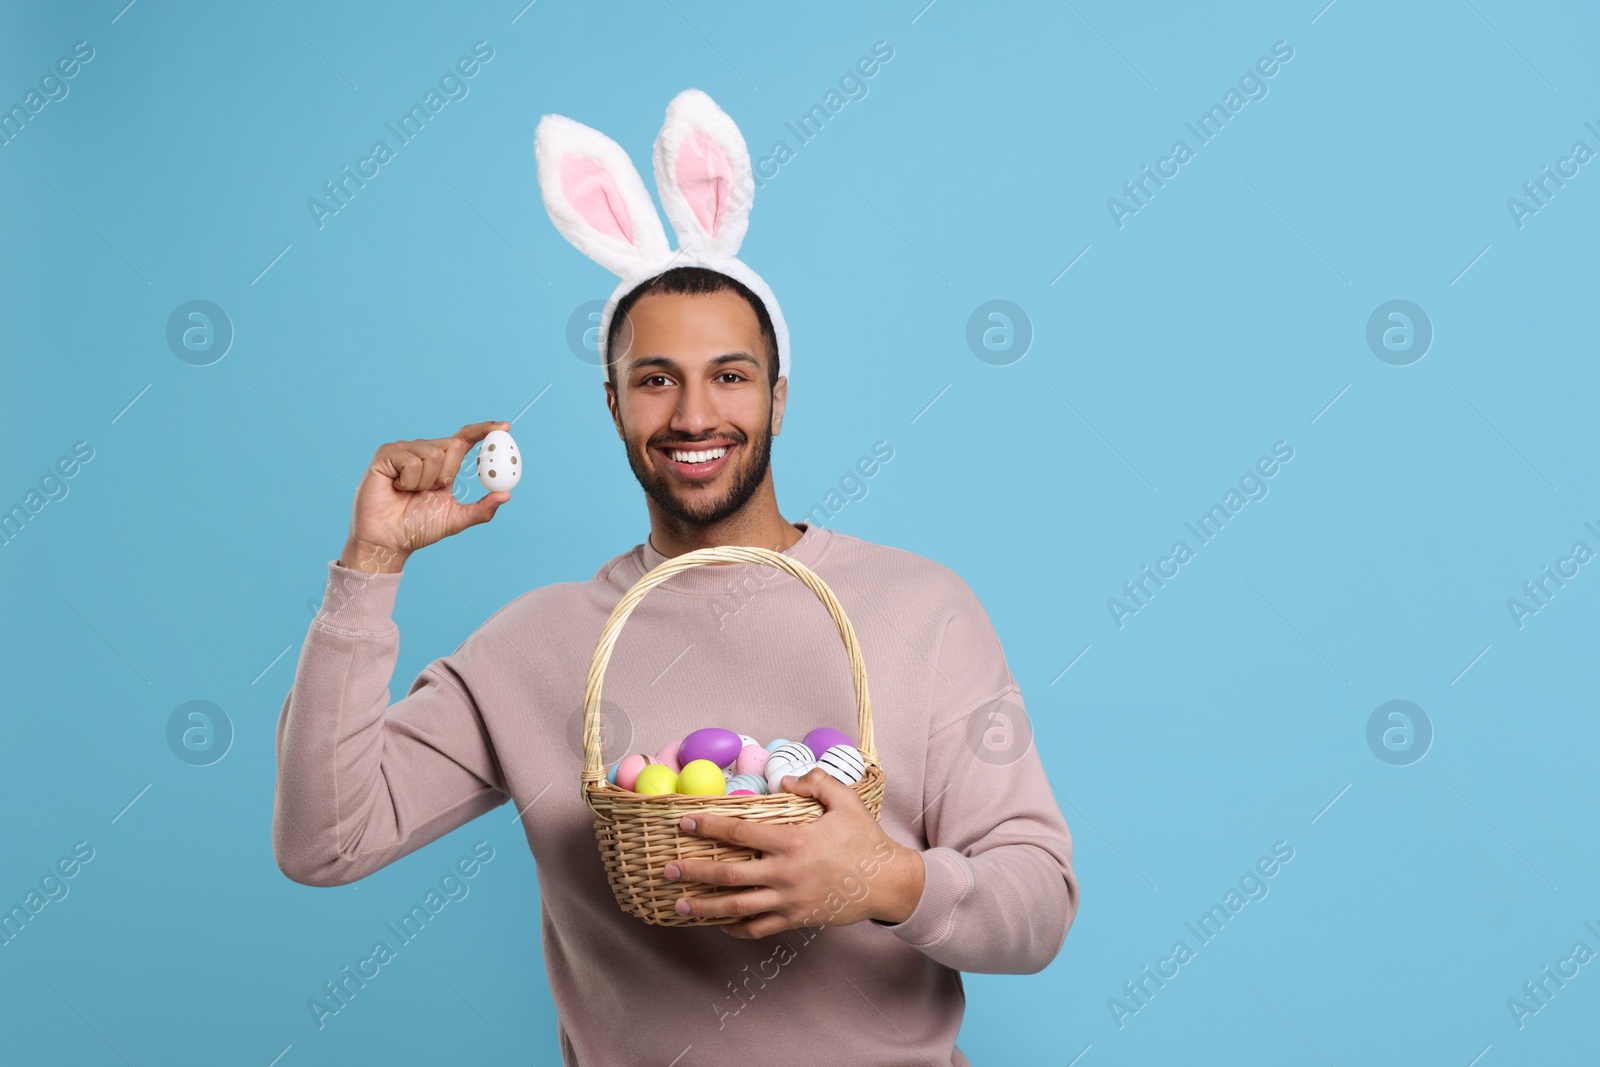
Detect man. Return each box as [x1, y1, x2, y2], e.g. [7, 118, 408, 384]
[274, 265, 1079, 1064]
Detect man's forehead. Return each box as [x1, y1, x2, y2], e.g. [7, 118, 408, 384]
[616, 290, 767, 370]
[627, 288, 760, 329]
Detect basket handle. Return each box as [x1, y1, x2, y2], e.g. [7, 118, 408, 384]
[581, 544, 875, 787]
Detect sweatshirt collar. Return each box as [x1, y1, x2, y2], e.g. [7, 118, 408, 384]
[628, 521, 830, 596]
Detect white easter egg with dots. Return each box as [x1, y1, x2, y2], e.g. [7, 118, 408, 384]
[477, 429, 521, 492]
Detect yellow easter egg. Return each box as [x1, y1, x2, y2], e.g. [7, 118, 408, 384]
[676, 759, 727, 796]
[633, 764, 679, 795]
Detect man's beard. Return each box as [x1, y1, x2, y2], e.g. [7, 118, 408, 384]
[624, 417, 773, 527]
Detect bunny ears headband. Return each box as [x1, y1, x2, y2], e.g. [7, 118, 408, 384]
[534, 89, 790, 381]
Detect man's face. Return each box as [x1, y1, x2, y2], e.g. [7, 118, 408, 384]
[604, 288, 786, 526]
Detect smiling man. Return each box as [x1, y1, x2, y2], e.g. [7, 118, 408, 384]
[604, 270, 796, 558]
[274, 264, 1079, 1063]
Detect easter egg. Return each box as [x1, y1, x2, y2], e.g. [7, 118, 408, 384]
[766, 740, 814, 767]
[764, 742, 816, 792]
[614, 753, 653, 792]
[765, 738, 792, 753]
[737, 734, 760, 750]
[677, 759, 727, 796]
[769, 759, 818, 793]
[679, 728, 742, 769]
[725, 773, 770, 795]
[653, 741, 683, 775]
[607, 761, 620, 785]
[477, 429, 522, 492]
[803, 727, 852, 758]
[633, 764, 678, 795]
[817, 744, 866, 785]
[729, 790, 756, 796]
[734, 744, 769, 777]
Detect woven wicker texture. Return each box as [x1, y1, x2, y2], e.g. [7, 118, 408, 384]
[581, 544, 886, 925]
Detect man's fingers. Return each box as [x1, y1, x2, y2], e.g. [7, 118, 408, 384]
[440, 422, 509, 488]
[436, 437, 473, 484]
[454, 420, 510, 446]
[455, 491, 509, 530]
[372, 424, 507, 490]
[392, 448, 428, 491]
[377, 441, 431, 490]
[671, 887, 784, 921]
[371, 442, 416, 483]
[409, 445, 442, 490]
[680, 812, 787, 854]
[783, 767, 860, 811]
[666, 855, 767, 888]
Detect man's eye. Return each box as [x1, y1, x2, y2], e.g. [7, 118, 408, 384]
[642, 375, 671, 387]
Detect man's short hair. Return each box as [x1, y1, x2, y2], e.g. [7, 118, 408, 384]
[605, 266, 780, 391]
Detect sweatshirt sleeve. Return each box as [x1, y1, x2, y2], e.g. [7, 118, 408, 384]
[272, 561, 510, 887]
[875, 583, 1079, 975]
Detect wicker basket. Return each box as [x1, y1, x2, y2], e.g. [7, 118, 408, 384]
[581, 544, 886, 925]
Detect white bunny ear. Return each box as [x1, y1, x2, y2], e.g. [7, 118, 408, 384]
[652, 89, 754, 257]
[535, 112, 671, 277]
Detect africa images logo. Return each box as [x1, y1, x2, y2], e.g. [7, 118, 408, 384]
[306, 42, 495, 230]
[1106, 41, 1295, 229]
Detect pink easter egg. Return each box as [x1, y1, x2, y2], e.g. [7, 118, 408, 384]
[734, 743, 769, 777]
[615, 753, 653, 792]
[803, 727, 852, 758]
[679, 727, 743, 769]
[653, 741, 683, 775]
[728, 789, 756, 796]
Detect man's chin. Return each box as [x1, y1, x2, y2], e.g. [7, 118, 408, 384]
[628, 434, 771, 527]
[652, 485, 740, 525]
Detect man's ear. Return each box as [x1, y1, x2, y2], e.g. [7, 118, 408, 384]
[604, 379, 626, 441]
[770, 375, 787, 436]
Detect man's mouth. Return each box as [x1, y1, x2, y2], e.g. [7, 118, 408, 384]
[656, 442, 736, 481]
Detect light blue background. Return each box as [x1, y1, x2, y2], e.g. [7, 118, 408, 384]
[3, 0, 1597, 1063]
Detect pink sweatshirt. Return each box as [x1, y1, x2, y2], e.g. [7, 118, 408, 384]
[274, 521, 1078, 1065]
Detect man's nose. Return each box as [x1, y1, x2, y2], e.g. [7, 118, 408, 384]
[671, 378, 719, 435]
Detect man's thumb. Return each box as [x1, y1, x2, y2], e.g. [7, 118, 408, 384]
[787, 767, 853, 809]
[461, 491, 510, 529]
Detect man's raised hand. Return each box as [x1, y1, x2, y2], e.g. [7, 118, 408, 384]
[339, 421, 512, 574]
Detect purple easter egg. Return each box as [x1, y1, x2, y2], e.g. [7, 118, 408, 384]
[734, 743, 769, 777]
[653, 741, 682, 775]
[679, 727, 742, 769]
[803, 727, 852, 758]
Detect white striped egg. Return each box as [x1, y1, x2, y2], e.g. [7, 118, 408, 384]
[817, 744, 866, 785]
[763, 741, 816, 792]
[769, 760, 817, 793]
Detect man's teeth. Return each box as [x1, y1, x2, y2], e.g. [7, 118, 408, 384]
[668, 446, 729, 464]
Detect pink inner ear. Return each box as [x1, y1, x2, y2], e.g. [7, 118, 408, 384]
[675, 130, 734, 238]
[560, 155, 635, 244]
